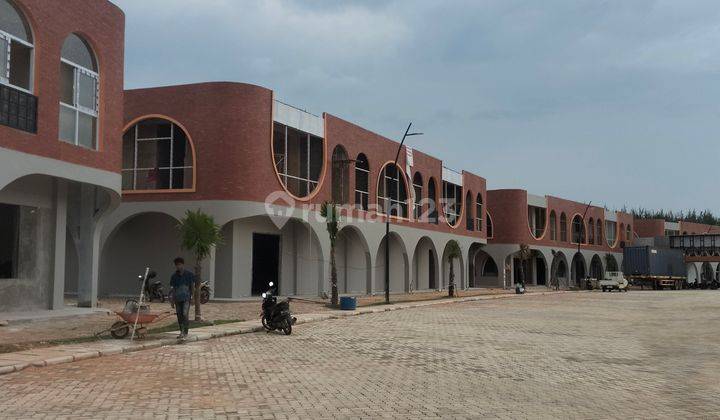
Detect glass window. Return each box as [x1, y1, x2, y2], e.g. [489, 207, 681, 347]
[0, 203, 19, 279]
[560, 213, 567, 242]
[442, 181, 463, 226]
[0, 0, 33, 92]
[354, 153, 369, 211]
[59, 34, 98, 149]
[626, 224, 632, 241]
[572, 215, 585, 244]
[428, 178, 438, 224]
[122, 118, 194, 191]
[475, 193, 483, 231]
[549, 211, 557, 240]
[377, 163, 408, 218]
[486, 213, 494, 238]
[528, 206, 546, 238]
[588, 219, 595, 244]
[413, 172, 423, 220]
[465, 191, 473, 231]
[597, 220, 603, 245]
[331, 145, 349, 204]
[605, 220, 617, 246]
[272, 122, 323, 198]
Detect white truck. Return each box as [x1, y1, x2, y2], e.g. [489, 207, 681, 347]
[599, 271, 629, 292]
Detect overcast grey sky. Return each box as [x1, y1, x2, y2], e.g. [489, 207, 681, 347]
[114, 0, 720, 211]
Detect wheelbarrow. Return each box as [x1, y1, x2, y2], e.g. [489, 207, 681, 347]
[97, 299, 174, 339]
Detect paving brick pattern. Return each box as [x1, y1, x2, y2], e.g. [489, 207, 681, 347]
[1, 291, 719, 419]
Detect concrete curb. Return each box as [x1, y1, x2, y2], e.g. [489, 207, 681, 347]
[0, 290, 573, 376]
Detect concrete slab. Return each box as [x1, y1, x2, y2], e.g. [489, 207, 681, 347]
[0, 306, 111, 324]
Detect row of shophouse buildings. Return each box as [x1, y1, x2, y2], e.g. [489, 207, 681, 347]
[1, 0, 717, 311]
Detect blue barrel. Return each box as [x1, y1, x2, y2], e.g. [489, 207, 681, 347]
[339, 296, 357, 310]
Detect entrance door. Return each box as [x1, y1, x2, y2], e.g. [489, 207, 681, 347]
[252, 233, 280, 296]
[428, 250, 436, 289]
[536, 258, 546, 285]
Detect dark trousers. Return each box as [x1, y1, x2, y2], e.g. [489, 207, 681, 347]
[175, 300, 190, 335]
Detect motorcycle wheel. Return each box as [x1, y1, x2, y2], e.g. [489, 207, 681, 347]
[200, 289, 210, 304]
[110, 321, 130, 339]
[282, 322, 292, 335]
[261, 316, 272, 331]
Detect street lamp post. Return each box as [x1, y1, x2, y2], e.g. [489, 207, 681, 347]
[385, 122, 423, 304]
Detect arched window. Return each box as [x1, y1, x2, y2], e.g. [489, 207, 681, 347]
[605, 220, 617, 247]
[0, 0, 33, 92]
[486, 213, 494, 238]
[560, 213, 567, 242]
[377, 163, 408, 218]
[428, 177, 438, 224]
[465, 191, 473, 231]
[528, 206, 546, 239]
[442, 181, 463, 227]
[572, 215, 585, 244]
[619, 223, 625, 244]
[354, 153, 369, 210]
[331, 145, 349, 204]
[597, 220, 603, 245]
[272, 122, 323, 198]
[588, 218, 595, 245]
[122, 118, 194, 191]
[626, 224, 632, 241]
[412, 172, 423, 220]
[549, 211, 557, 240]
[475, 193, 483, 231]
[59, 34, 98, 149]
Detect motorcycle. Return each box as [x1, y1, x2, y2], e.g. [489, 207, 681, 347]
[200, 280, 211, 304]
[261, 282, 296, 335]
[138, 271, 165, 303]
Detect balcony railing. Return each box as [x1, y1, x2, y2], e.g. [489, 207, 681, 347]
[0, 83, 37, 134]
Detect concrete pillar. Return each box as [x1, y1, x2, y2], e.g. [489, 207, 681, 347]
[230, 219, 243, 298]
[51, 179, 68, 309]
[207, 247, 216, 299]
[76, 185, 100, 307]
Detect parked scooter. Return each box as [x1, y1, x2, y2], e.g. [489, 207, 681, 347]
[138, 271, 165, 302]
[261, 282, 296, 335]
[199, 280, 211, 304]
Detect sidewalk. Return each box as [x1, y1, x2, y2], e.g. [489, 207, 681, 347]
[0, 288, 570, 376]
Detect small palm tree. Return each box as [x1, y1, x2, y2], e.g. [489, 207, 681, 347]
[517, 243, 532, 288]
[446, 240, 462, 297]
[178, 209, 222, 321]
[320, 202, 340, 307]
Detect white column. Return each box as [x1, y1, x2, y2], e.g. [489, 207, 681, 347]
[51, 179, 68, 309]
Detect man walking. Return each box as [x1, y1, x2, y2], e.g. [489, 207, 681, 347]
[170, 257, 195, 340]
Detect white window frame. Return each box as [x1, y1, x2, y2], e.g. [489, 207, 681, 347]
[379, 164, 408, 218]
[475, 196, 483, 231]
[0, 28, 33, 94]
[443, 181, 462, 226]
[412, 175, 422, 220]
[122, 122, 194, 190]
[59, 57, 98, 149]
[274, 123, 321, 197]
[354, 160, 370, 210]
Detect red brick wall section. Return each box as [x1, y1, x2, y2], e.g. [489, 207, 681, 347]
[0, 0, 125, 174]
[679, 221, 720, 235]
[122, 82, 274, 203]
[488, 189, 632, 253]
[634, 219, 665, 238]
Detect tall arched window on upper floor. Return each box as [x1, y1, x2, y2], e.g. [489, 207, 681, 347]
[0, 0, 33, 92]
[377, 162, 409, 218]
[122, 118, 194, 191]
[588, 218, 595, 245]
[465, 191, 473, 231]
[597, 219, 603, 245]
[475, 193, 483, 231]
[486, 212, 494, 238]
[59, 34, 98, 149]
[354, 153, 369, 210]
[572, 215, 586, 244]
[626, 224, 632, 242]
[549, 211, 557, 240]
[272, 121, 323, 198]
[331, 145, 349, 204]
[605, 220, 617, 247]
[560, 212, 568, 242]
[442, 180, 463, 227]
[412, 172, 423, 220]
[428, 177, 438, 224]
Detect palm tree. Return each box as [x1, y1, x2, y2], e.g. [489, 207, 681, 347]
[178, 209, 222, 321]
[446, 240, 461, 297]
[517, 243, 532, 288]
[320, 202, 340, 307]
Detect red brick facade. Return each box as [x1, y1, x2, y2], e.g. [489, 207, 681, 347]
[0, 0, 125, 173]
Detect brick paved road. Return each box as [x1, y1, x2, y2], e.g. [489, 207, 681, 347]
[1, 291, 719, 419]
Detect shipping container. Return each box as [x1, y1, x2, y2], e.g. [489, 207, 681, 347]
[623, 246, 685, 277]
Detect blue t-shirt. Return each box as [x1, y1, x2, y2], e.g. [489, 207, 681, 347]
[170, 270, 196, 302]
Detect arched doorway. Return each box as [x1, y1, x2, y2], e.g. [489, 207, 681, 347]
[375, 232, 409, 293]
[571, 252, 586, 287]
[550, 252, 569, 289]
[512, 249, 547, 286]
[100, 212, 187, 297]
[469, 245, 499, 287]
[442, 240, 464, 290]
[336, 226, 371, 294]
[605, 254, 619, 272]
[701, 262, 714, 286]
[412, 237, 439, 291]
[590, 254, 604, 280]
